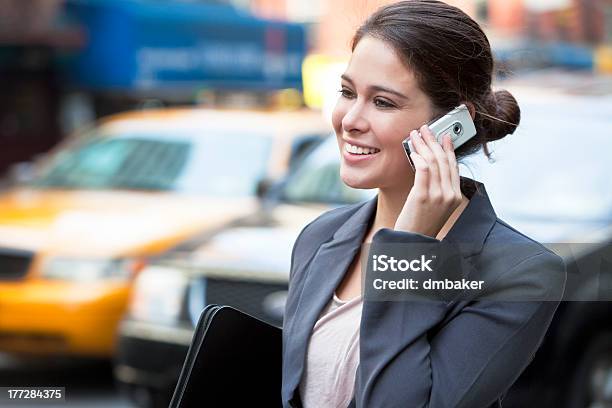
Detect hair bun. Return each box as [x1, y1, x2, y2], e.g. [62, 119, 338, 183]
[480, 89, 520, 142]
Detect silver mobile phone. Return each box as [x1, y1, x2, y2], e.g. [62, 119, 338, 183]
[402, 104, 476, 170]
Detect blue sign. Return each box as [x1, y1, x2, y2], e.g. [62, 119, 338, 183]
[61, 0, 306, 92]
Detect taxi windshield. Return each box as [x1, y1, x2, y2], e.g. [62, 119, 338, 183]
[31, 131, 273, 197]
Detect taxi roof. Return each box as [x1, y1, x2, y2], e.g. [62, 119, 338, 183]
[96, 107, 332, 140]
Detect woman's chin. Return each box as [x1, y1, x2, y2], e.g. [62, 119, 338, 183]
[340, 170, 379, 190]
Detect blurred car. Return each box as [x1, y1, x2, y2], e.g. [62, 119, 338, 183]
[113, 136, 375, 407]
[0, 107, 331, 358]
[459, 91, 612, 408]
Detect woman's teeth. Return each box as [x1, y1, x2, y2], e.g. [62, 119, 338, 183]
[345, 143, 380, 155]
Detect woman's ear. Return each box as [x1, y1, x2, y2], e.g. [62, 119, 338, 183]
[463, 101, 476, 120]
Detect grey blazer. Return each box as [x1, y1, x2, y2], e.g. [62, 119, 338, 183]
[282, 177, 566, 408]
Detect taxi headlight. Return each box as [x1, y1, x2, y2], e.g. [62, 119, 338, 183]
[128, 264, 189, 324]
[41, 257, 143, 282]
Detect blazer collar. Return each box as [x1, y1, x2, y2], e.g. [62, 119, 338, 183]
[330, 195, 378, 243]
[442, 177, 498, 257]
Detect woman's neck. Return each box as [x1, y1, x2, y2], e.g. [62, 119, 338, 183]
[373, 186, 409, 232]
[367, 183, 470, 242]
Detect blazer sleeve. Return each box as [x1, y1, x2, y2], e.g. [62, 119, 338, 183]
[353, 228, 567, 408]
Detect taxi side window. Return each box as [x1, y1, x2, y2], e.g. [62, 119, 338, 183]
[282, 138, 370, 205]
[288, 135, 325, 171]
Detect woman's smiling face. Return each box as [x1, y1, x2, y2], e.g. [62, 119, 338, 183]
[332, 35, 436, 191]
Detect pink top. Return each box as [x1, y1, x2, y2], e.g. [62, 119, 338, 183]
[299, 292, 364, 408]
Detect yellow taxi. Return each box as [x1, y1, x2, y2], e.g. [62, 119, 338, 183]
[0, 107, 330, 357]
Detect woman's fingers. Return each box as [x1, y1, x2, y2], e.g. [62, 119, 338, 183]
[421, 126, 453, 200]
[410, 127, 440, 192]
[443, 134, 462, 198]
[410, 152, 430, 198]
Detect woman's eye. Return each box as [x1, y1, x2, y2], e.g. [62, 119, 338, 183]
[337, 89, 395, 108]
[338, 88, 354, 99]
[374, 98, 394, 108]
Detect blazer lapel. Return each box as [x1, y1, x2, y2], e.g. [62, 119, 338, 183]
[285, 196, 377, 404]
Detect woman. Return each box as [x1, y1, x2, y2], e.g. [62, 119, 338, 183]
[282, 1, 566, 407]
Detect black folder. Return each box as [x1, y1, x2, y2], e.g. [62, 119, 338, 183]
[169, 304, 283, 408]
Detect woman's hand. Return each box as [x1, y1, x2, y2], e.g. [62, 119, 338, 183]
[394, 124, 463, 238]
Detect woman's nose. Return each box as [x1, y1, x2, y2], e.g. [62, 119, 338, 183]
[342, 102, 369, 134]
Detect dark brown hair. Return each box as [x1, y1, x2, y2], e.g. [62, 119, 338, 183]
[352, 0, 520, 196]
